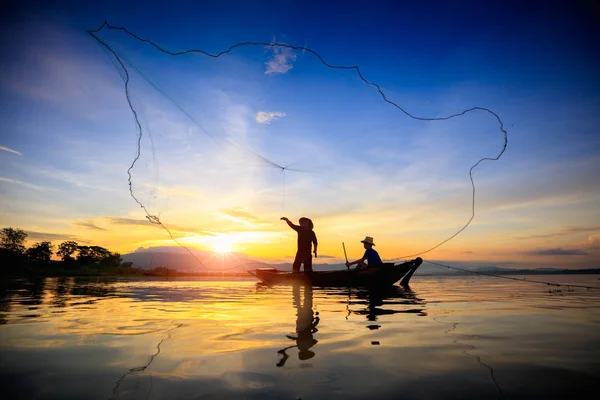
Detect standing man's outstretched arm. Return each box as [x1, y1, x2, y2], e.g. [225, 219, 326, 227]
[280, 217, 300, 231]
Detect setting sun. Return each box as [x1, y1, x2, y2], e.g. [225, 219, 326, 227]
[211, 236, 234, 254]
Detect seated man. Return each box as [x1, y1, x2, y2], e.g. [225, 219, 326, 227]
[345, 236, 382, 269]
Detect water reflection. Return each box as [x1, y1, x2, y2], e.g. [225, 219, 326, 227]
[277, 284, 320, 367]
[15, 277, 45, 309]
[69, 278, 116, 298]
[110, 322, 184, 400]
[0, 277, 46, 321]
[0, 277, 121, 324]
[274, 284, 427, 364]
[0, 281, 10, 325]
[48, 277, 71, 309]
[344, 285, 427, 326]
[0, 276, 598, 399]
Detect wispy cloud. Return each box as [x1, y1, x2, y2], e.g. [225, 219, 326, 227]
[255, 111, 286, 124]
[104, 216, 214, 235]
[105, 216, 156, 227]
[73, 221, 107, 231]
[265, 46, 296, 75]
[219, 208, 263, 224]
[25, 230, 82, 242]
[515, 226, 600, 240]
[525, 248, 588, 256]
[585, 234, 600, 250]
[0, 146, 22, 156]
[0, 176, 44, 191]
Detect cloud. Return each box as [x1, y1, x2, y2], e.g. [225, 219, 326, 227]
[25, 230, 83, 242]
[255, 111, 286, 124]
[103, 217, 214, 235]
[219, 208, 263, 224]
[0, 176, 44, 191]
[265, 46, 297, 75]
[525, 248, 588, 256]
[105, 216, 155, 227]
[73, 221, 107, 231]
[0, 146, 22, 156]
[585, 234, 600, 250]
[516, 226, 600, 240]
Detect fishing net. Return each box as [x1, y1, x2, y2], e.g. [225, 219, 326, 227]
[89, 22, 507, 270]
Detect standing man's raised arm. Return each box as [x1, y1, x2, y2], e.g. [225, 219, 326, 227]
[280, 217, 300, 231]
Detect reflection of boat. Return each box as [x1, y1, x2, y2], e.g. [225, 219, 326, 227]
[349, 285, 426, 322]
[251, 257, 422, 287]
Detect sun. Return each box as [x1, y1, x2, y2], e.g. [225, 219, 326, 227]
[211, 236, 233, 254]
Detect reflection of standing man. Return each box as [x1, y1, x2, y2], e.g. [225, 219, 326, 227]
[292, 285, 319, 360]
[277, 285, 320, 367]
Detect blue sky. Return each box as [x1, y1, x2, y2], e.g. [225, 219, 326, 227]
[0, 0, 599, 269]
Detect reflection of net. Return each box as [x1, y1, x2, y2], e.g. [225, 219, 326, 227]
[88, 21, 508, 269]
[110, 321, 183, 399]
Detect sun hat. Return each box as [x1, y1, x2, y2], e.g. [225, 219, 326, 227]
[361, 236, 375, 246]
[299, 217, 314, 229]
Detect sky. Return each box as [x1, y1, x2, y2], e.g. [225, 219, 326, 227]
[0, 0, 599, 270]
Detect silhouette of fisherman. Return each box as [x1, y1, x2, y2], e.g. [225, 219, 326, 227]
[277, 285, 320, 367]
[280, 216, 318, 273]
[345, 236, 382, 269]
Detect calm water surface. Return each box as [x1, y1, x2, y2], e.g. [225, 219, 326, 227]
[1, 275, 600, 399]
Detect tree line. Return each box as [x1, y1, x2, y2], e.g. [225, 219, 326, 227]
[0, 227, 138, 276]
[1, 227, 247, 277]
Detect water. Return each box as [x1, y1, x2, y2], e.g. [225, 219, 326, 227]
[1, 275, 600, 399]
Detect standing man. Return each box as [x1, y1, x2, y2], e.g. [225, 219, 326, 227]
[281, 217, 318, 273]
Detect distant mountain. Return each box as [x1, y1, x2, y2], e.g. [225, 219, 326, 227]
[122, 246, 255, 272]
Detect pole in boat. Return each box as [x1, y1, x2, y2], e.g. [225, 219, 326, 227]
[342, 242, 349, 270]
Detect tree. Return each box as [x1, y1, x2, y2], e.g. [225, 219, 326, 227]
[0, 227, 27, 254]
[77, 245, 111, 264]
[26, 241, 54, 263]
[76, 246, 93, 264]
[101, 252, 122, 268]
[57, 241, 79, 262]
[90, 246, 112, 261]
[121, 261, 133, 269]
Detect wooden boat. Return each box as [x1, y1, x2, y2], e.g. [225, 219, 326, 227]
[250, 257, 422, 287]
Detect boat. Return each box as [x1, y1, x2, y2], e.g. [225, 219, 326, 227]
[250, 257, 422, 287]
